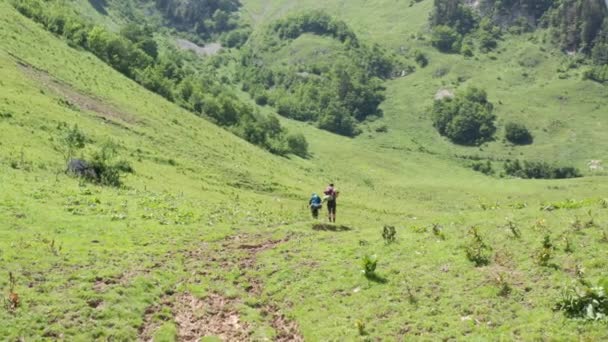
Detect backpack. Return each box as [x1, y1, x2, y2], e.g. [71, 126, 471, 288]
[324, 187, 336, 201]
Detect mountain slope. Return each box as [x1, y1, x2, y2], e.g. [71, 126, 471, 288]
[2, 0, 608, 340]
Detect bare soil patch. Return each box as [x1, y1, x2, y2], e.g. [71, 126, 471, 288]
[139, 292, 250, 342]
[17, 61, 139, 125]
[139, 233, 304, 341]
[176, 39, 222, 56]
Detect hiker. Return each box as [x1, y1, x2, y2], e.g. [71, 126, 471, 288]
[309, 193, 322, 219]
[323, 183, 339, 223]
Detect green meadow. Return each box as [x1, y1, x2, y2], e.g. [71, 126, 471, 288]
[1, 0, 608, 340]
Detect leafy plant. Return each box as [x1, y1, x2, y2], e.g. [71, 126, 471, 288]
[413, 50, 428, 67]
[59, 124, 87, 162]
[355, 319, 366, 336]
[361, 254, 378, 277]
[533, 218, 547, 231]
[382, 225, 396, 244]
[556, 278, 608, 321]
[504, 219, 521, 239]
[432, 223, 446, 240]
[69, 141, 134, 187]
[3, 272, 19, 313]
[535, 235, 554, 267]
[494, 272, 512, 297]
[465, 226, 491, 266]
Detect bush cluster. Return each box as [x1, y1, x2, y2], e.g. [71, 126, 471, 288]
[238, 12, 397, 136]
[431, 86, 496, 145]
[505, 122, 533, 145]
[556, 278, 608, 321]
[504, 160, 582, 179]
[67, 141, 134, 187]
[270, 10, 358, 45]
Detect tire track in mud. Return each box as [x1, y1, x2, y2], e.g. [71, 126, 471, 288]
[139, 232, 304, 341]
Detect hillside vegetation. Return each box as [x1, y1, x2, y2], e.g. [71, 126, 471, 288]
[1, 0, 608, 340]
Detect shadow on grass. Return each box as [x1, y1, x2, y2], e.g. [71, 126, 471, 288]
[312, 223, 352, 232]
[364, 273, 388, 284]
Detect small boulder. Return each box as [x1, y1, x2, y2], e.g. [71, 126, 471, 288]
[67, 159, 97, 180]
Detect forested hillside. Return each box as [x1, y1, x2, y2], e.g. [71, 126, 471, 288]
[430, 0, 608, 80]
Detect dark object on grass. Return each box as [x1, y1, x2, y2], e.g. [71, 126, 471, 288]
[66, 158, 97, 180]
[312, 223, 351, 232]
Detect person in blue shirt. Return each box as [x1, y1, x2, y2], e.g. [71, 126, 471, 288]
[309, 193, 322, 219]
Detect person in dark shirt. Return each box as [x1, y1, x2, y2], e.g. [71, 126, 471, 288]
[323, 183, 339, 223]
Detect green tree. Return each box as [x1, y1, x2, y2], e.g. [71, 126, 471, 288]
[431, 25, 462, 52]
[286, 133, 309, 158]
[505, 122, 533, 145]
[431, 86, 496, 145]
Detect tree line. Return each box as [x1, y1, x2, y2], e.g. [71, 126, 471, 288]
[150, 0, 251, 47]
[11, 0, 308, 157]
[429, 0, 608, 80]
[238, 11, 403, 136]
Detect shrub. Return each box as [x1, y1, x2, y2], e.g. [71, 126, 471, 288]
[583, 65, 608, 84]
[503, 160, 582, 179]
[68, 141, 133, 187]
[477, 29, 499, 53]
[60, 124, 87, 161]
[504, 219, 521, 239]
[465, 226, 491, 266]
[3, 272, 19, 313]
[382, 226, 396, 244]
[432, 224, 445, 240]
[361, 254, 378, 277]
[505, 122, 533, 145]
[221, 28, 251, 48]
[556, 278, 608, 321]
[431, 25, 462, 53]
[413, 50, 428, 67]
[535, 235, 554, 267]
[494, 273, 512, 297]
[460, 43, 474, 57]
[431, 86, 496, 145]
[286, 132, 308, 158]
[471, 161, 494, 175]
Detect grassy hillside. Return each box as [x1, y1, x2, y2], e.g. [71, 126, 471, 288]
[242, 0, 608, 171]
[2, 0, 608, 340]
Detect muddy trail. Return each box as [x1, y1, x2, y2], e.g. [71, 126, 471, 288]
[139, 232, 304, 342]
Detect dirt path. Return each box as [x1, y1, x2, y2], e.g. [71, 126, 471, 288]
[139, 292, 251, 342]
[139, 232, 304, 341]
[16, 60, 139, 125]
